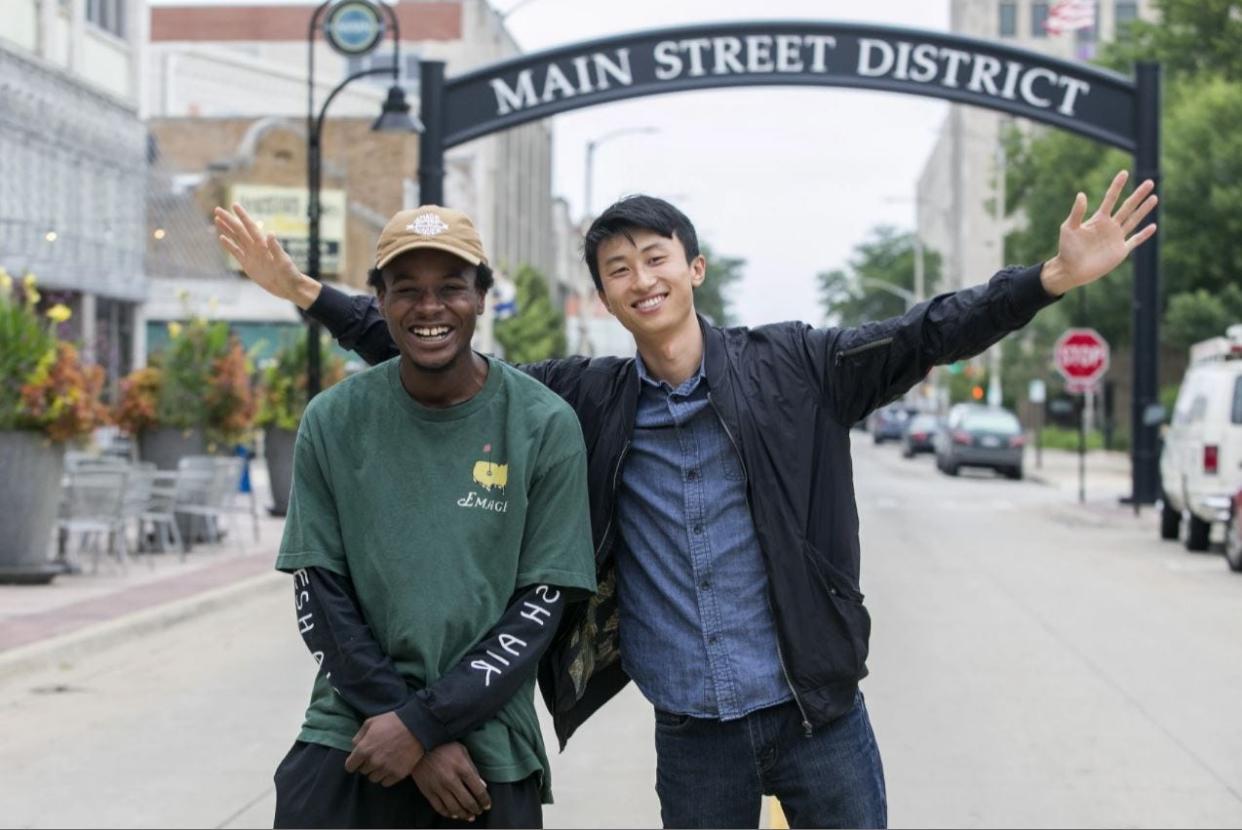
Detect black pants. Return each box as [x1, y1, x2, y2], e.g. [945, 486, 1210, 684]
[273, 741, 543, 829]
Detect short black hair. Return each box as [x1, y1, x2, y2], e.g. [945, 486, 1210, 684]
[583, 195, 700, 292]
[367, 261, 495, 294]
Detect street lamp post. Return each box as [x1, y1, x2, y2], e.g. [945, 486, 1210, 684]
[306, 1, 421, 399]
[859, 277, 917, 310]
[583, 126, 659, 220]
[575, 126, 659, 354]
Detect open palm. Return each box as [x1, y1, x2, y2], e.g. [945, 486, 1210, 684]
[1054, 170, 1158, 290]
[213, 203, 307, 304]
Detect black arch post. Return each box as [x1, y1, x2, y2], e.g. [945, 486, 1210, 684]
[418, 60, 447, 205]
[1131, 61, 1161, 507]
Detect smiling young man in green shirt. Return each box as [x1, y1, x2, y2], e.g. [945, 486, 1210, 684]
[227, 206, 596, 828]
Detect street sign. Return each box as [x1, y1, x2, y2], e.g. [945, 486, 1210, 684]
[324, 0, 384, 58]
[441, 23, 1138, 151]
[1053, 327, 1110, 394]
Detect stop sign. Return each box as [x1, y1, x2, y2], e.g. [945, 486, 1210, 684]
[1054, 328, 1110, 393]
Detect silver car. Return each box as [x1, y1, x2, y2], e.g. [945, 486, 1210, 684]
[934, 404, 1026, 479]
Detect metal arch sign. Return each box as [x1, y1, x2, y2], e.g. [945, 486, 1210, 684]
[441, 21, 1137, 150]
[324, 0, 384, 58]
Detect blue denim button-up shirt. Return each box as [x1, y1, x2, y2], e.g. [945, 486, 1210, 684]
[614, 355, 791, 720]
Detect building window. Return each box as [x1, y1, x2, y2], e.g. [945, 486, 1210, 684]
[86, 0, 126, 38]
[1031, 1, 1050, 37]
[999, 2, 1017, 36]
[1115, 1, 1139, 36]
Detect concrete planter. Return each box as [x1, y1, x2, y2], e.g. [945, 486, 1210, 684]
[138, 426, 208, 471]
[0, 430, 65, 584]
[264, 426, 297, 517]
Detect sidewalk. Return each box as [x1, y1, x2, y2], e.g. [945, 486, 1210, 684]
[1020, 445, 1164, 532]
[1024, 445, 1132, 498]
[0, 462, 287, 680]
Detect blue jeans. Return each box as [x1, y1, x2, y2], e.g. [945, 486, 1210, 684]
[653, 693, 887, 829]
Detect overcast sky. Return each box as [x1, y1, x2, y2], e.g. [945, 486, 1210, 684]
[151, 0, 952, 326]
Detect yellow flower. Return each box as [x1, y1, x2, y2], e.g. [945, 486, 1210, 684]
[46, 303, 72, 323]
[22, 272, 39, 305]
[167, 321, 184, 338]
[0, 271, 10, 293]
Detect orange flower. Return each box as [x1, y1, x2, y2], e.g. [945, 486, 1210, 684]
[114, 366, 162, 436]
[19, 343, 111, 442]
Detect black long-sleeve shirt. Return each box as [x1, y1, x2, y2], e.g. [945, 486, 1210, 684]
[310, 285, 400, 366]
[293, 566, 566, 750]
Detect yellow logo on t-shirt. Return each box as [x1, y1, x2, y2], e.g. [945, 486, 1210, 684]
[472, 461, 509, 492]
[457, 443, 510, 512]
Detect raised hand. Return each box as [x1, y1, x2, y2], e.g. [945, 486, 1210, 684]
[213, 203, 322, 309]
[411, 742, 492, 822]
[1041, 170, 1158, 296]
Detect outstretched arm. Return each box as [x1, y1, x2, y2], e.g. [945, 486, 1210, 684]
[809, 170, 1157, 426]
[214, 204, 398, 366]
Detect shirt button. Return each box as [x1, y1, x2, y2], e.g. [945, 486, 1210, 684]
[707, 635, 718, 645]
[700, 580, 711, 590]
[687, 469, 699, 481]
[693, 524, 704, 535]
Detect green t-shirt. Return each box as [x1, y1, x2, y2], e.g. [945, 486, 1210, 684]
[275, 355, 596, 803]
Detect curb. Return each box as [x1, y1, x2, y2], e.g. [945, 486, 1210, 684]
[0, 570, 285, 684]
[1026, 471, 1053, 487]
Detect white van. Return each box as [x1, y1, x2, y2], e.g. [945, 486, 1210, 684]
[1159, 325, 1242, 550]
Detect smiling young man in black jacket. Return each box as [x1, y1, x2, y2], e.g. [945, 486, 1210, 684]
[217, 170, 1155, 829]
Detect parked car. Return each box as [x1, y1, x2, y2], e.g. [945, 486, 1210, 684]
[1227, 488, 1242, 573]
[869, 405, 916, 445]
[934, 404, 1026, 479]
[1158, 325, 1242, 551]
[901, 413, 941, 458]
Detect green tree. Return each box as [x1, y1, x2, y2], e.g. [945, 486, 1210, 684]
[695, 242, 745, 326]
[816, 226, 942, 327]
[1103, 0, 1242, 81]
[494, 265, 567, 364]
[1164, 286, 1242, 350]
[1003, 0, 1242, 349]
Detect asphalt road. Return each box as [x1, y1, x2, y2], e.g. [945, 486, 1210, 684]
[1, 440, 1239, 828]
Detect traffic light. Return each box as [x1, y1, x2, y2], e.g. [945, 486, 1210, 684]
[971, 385, 985, 401]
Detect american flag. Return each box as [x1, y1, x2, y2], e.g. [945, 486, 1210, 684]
[1045, 0, 1096, 35]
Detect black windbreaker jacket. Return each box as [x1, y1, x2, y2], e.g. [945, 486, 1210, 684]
[310, 262, 1058, 747]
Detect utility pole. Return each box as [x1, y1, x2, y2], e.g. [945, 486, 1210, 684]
[987, 137, 1006, 406]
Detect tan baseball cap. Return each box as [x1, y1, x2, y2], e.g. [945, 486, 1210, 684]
[374, 205, 488, 270]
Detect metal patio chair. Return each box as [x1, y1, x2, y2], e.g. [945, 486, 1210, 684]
[136, 469, 186, 559]
[174, 456, 250, 553]
[57, 468, 130, 574]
